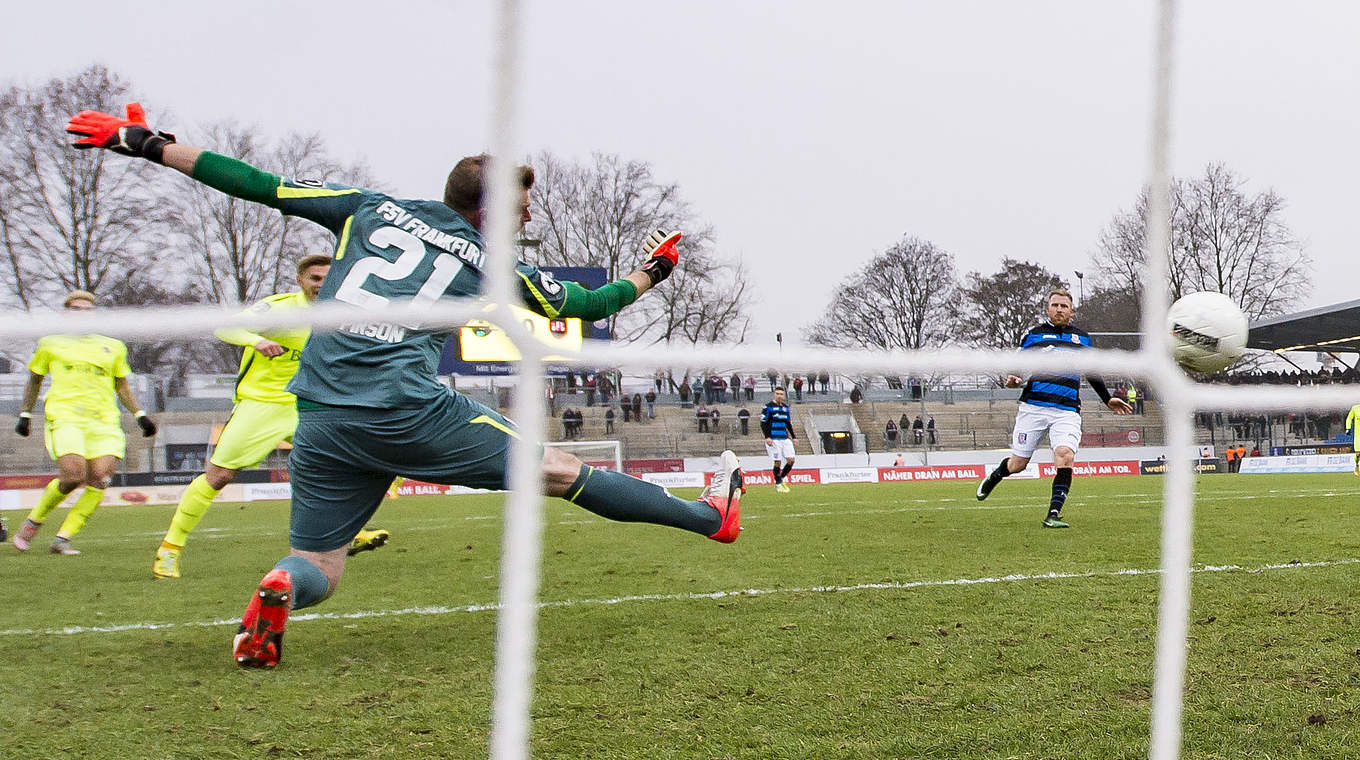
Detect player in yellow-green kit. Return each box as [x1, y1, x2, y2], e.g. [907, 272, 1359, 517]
[152, 255, 389, 578]
[1347, 404, 1360, 475]
[12, 290, 158, 555]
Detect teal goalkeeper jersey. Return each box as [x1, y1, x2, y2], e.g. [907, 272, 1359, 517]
[273, 179, 568, 408]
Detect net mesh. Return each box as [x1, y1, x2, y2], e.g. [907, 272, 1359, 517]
[542, 440, 623, 473]
[1, 2, 1354, 758]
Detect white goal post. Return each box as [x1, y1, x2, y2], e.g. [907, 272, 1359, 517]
[542, 439, 623, 473]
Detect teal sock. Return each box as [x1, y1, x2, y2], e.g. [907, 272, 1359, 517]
[275, 555, 330, 610]
[566, 465, 719, 536]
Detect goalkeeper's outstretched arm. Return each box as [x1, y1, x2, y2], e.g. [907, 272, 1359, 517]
[67, 103, 286, 208]
[519, 230, 683, 322]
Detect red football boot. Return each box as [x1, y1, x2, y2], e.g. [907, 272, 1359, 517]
[704, 450, 743, 543]
[233, 568, 293, 668]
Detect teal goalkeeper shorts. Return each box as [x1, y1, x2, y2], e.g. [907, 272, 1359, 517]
[288, 391, 517, 551]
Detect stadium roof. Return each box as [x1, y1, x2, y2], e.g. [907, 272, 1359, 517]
[1248, 298, 1360, 354]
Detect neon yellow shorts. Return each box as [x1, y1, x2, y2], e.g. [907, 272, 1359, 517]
[45, 416, 125, 460]
[210, 399, 298, 470]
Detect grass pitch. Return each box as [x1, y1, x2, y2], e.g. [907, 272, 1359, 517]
[1, 473, 1357, 759]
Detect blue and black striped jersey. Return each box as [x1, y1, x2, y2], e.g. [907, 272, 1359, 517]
[1015, 322, 1110, 412]
[761, 402, 795, 439]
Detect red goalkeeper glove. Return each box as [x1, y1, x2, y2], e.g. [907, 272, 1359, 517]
[639, 229, 682, 285]
[66, 103, 176, 164]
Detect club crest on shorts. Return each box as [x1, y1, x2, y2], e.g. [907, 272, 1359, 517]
[1017, 432, 1028, 443]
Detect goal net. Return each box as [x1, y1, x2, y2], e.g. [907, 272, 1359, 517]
[2, 4, 1352, 760]
[542, 439, 622, 473]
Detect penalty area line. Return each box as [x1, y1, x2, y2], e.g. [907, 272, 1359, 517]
[2, 557, 1357, 638]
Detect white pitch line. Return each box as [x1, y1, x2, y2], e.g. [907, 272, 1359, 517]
[25, 484, 1355, 547]
[3, 557, 1356, 638]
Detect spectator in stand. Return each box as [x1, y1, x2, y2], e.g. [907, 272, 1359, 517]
[710, 408, 721, 433]
[927, 416, 936, 444]
[737, 407, 751, 435]
[678, 380, 692, 406]
[598, 372, 613, 405]
[819, 371, 830, 394]
[645, 389, 657, 419]
[730, 372, 741, 402]
[605, 407, 615, 434]
[654, 370, 665, 393]
[744, 375, 755, 401]
[893, 453, 906, 466]
[792, 376, 804, 401]
[585, 374, 597, 406]
[1250, 445, 1261, 458]
[899, 412, 911, 436]
[696, 402, 710, 432]
[562, 409, 572, 439]
[806, 371, 817, 395]
[632, 393, 643, 422]
[912, 415, 924, 444]
[565, 370, 576, 394]
[885, 419, 898, 444]
[849, 385, 863, 403]
[718, 376, 728, 403]
[767, 369, 779, 392]
[621, 399, 631, 423]
[702, 375, 714, 404]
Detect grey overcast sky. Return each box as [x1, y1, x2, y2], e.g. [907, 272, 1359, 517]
[3, 1, 1356, 347]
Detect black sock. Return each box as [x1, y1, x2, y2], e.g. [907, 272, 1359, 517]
[780, 462, 794, 480]
[772, 466, 782, 485]
[986, 460, 1011, 488]
[1049, 467, 1073, 515]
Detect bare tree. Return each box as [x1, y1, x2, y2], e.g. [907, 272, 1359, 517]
[962, 258, 1067, 350]
[620, 250, 752, 345]
[0, 65, 168, 309]
[1075, 285, 1141, 350]
[100, 273, 209, 376]
[804, 237, 958, 351]
[1092, 163, 1310, 320]
[524, 150, 751, 344]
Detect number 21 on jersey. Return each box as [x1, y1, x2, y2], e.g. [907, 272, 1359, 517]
[333, 226, 464, 326]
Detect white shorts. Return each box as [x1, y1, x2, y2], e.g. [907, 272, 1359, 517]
[1010, 403, 1082, 459]
[765, 438, 796, 462]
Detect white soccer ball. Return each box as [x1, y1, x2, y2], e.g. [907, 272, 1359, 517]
[1166, 291, 1249, 373]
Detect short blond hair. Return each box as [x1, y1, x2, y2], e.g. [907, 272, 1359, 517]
[1047, 288, 1073, 305]
[296, 254, 332, 275]
[63, 290, 96, 308]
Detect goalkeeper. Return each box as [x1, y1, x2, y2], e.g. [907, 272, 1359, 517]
[67, 104, 744, 669]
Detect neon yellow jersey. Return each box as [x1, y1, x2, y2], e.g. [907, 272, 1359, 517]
[1347, 404, 1360, 433]
[28, 334, 131, 425]
[217, 291, 313, 405]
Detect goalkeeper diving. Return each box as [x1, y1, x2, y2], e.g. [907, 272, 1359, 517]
[66, 104, 744, 669]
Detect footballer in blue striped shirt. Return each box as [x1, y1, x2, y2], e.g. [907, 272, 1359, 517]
[975, 288, 1132, 528]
